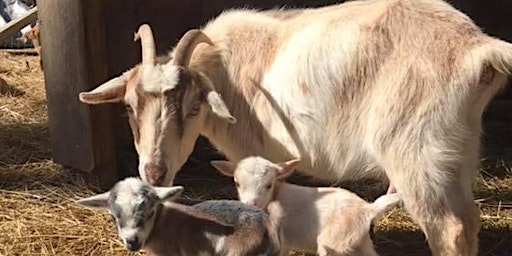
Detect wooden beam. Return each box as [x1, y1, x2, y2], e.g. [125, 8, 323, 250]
[0, 48, 38, 54]
[38, 0, 118, 188]
[0, 7, 37, 43]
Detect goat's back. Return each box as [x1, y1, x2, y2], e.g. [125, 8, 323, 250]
[193, 200, 282, 256]
[200, 0, 507, 181]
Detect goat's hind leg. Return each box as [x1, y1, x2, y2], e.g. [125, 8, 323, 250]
[386, 157, 480, 256]
[317, 226, 378, 256]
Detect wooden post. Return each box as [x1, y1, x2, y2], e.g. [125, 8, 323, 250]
[38, 0, 118, 188]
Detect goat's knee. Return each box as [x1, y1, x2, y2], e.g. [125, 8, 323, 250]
[402, 191, 480, 256]
[424, 209, 480, 256]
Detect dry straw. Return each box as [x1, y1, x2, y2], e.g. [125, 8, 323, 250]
[0, 52, 139, 256]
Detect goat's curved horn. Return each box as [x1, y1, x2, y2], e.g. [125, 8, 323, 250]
[173, 30, 213, 68]
[134, 24, 156, 66]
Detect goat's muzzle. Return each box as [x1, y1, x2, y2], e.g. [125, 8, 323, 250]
[126, 237, 141, 252]
[144, 162, 167, 186]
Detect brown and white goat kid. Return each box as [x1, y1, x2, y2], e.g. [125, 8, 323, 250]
[76, 178, 284, 256]
[212, 156, 400, 256]
[79, 1, 512, 254]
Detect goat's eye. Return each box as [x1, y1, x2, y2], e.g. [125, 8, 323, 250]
[125, 104, 134, 114]
[188, 103, 201, 117]
[135, 219, 145, 228]
[234, 182, 240, 188]
[265, 184, 272, 190]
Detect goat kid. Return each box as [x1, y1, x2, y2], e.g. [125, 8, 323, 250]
[76, 177, 284, 256]
[212, 156, 400, 256]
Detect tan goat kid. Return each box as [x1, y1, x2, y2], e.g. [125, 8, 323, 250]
[212, 156, 401, 256]
[79, 0, 512, 255]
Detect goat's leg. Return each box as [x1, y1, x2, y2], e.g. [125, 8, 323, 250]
[387, 162, 480, 256]
[317, 228, 378, 256]
[350, 236, 379, 256]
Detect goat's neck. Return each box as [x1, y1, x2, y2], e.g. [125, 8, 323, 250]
[272, 181, 286, 199]
[272, 181, 311, 203]
[191, 46, 273, 162]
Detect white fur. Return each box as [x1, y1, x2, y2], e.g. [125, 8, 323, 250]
[223, 156, 400, 256]
[141, 64, 180, 93]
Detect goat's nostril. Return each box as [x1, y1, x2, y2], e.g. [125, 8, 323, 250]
[154, 174, 164, 186]
[143, 162, 167, 185]
[146, 171, 164, 186]
[126, 237, 141, 252]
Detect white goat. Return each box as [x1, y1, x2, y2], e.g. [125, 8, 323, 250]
[212, 156, 400, 256]
[76, 178, 283, 256]
[79, 0, 512, 254]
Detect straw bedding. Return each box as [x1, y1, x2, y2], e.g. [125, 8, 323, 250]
[0, 51, 511, 256]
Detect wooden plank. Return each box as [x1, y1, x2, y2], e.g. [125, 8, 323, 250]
[38, 0, 118, 188]
[0, 7, 37, 43]
[0, 48, 38, 54]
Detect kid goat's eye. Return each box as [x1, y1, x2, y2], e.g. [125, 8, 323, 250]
[135, 219, 145, 228]
[265, 184, 272, 190]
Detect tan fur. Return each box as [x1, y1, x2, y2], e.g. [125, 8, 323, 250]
[214, 156, 399, 256]
[21, 22, 42, 70]
[146, 202, 283, 256]
[80, 1, 512, 254]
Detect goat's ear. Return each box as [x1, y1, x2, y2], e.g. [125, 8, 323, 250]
[75, 192, 110, 209]
[206, 91, 237, 124]
[79, 76, 127, 104]
[155, 186, 184, 202]
[276, 158, 301, 180]
[210, 160, 236, 177]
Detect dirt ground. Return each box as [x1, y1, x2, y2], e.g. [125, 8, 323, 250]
[0, 51, 511, 256]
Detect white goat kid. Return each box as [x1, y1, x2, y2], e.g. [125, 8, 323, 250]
[79, 1, 512, 254]
[212, 156, 400, 256]
[76, 178, 283, 256]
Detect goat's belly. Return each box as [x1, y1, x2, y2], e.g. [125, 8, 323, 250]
[283, 224, 318, 253]
[298, 151, 383, 182]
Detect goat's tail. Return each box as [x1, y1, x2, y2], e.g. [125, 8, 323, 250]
[266, 200, 285, 256]
[483, 38, 512, 76]
[368, 193, 401, 219]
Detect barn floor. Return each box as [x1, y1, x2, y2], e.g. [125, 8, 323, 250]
[0, 51, 511, 256]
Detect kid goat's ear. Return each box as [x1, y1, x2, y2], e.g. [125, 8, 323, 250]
[210, 160, 236, 177]
[75, 192, 110, 209]
[276, 158, 301, 180]
[154, 186, 184, 202]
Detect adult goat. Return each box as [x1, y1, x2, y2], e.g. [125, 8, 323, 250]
[79, 0, 512, 255]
